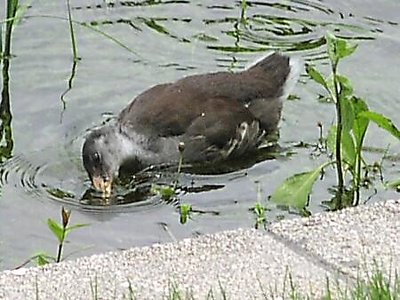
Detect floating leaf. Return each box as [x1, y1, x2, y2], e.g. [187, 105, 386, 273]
[46, 188, 75, 200]
[271, 163, 329, 209]
[359, 111, 400, 140]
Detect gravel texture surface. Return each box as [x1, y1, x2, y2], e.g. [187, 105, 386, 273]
[269, 199, 400, 280]
[1, 200, 399, 299]
[0, 229, 336, 299]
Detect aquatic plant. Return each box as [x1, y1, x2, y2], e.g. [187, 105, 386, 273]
[251, 202, 268, 229]
[15, 207, 88, 268]
[48, 206, 88, 263]
[151, 142, 193, 224]
[271, 33, 400, 211]
[250, 183, 269, 229]
[179, 204, 192, 225]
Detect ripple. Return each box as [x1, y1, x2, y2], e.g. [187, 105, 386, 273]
[66, 0, 392, 67]
[0, 147, 167, 212]
[0, 144, 230, 213]
[0, 155, 43, 197]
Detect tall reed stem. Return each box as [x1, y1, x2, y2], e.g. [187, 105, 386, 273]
[1, 0, 17, 163]
[66, 0, 78, 61]
[354, 147, 361, 205]
[3, 0, 18, 62]
[332, 65, 344, 209]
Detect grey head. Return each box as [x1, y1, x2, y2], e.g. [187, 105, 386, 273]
[82, 125, 141, 192]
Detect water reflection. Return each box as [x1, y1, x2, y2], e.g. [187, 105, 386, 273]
[72, 0, 377, 63]
[73, 144, 279, 207]
[60, 60, 78, 123]
[0, 2, 16, 165]
[73, 0, 191, 10]
[0, 69, 13, 165]
[0, 0, 398, 271]
[2, 0, 397, 211]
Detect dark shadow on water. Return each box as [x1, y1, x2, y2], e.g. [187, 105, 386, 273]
[0, 1, 16, 167]
[45, 143, 282, 209]
[0, 68, 13, 165]
[78, 170, 225, 208]
[59, 60, 78, 123]
[182, 143, 283, 175]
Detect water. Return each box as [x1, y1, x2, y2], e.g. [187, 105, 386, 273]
[0, 0, 399, 270]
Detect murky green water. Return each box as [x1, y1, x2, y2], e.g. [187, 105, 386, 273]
[0, 0, 399, 270]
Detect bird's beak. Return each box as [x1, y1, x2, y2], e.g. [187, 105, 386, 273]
[92, 175, 113, 197]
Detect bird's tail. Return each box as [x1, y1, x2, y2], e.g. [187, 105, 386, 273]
[247, 52, 303, 101]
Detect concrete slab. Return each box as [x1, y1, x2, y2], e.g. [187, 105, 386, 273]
[1, 199, 399, 299]
[269, 199, 400, 281]
[0, 229, 339, 299]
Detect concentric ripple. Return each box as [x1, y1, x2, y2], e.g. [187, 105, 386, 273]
[0, 155, 42, 195]
[0, 143, 231, 213]
[0, 147, 167, 212]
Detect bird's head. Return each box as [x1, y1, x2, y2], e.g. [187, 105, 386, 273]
[82, 127, 120, 195]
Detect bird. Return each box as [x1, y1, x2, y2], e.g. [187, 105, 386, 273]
[82, 52, 301, 195]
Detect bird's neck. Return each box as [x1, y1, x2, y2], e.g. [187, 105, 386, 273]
[109, 125, 155, 175]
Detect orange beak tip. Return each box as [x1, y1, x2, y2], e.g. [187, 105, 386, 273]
[92, 176, 113, 197]
[103, 181, 112, 198]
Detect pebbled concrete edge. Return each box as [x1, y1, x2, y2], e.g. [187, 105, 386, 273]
[1, 199, 399, 299]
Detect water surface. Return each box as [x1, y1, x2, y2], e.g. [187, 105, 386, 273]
[0, 0, 399, 270]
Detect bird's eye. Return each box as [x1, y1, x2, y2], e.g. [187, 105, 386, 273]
[92, 152, 101, 164]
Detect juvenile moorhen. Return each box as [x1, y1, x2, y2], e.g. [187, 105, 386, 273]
[82, 52, 301, 194]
